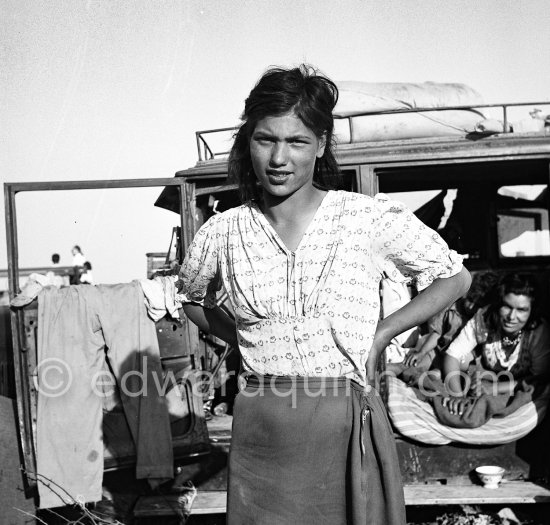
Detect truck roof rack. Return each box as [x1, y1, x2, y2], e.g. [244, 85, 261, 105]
[195, 101, 550, 162]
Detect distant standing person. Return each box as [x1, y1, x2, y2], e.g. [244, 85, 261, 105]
[71, 245, 86, 267]
[46, 253, 66, 287]
[80, 261, 94, 285]
[70, 245, 87, 284]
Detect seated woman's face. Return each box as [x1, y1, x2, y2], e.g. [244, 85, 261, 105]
[499, 293, 532, 335]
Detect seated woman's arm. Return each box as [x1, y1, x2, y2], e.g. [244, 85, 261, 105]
[442, 354, 467, 396]
[442, 316, 478, 396]
[404, 331, 439, 367]
[472, 376, 516, 396]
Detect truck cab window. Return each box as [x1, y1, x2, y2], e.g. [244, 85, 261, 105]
[497, 184, 550, 257]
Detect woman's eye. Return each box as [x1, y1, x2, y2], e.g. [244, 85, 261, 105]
[253, 136, 273, 144]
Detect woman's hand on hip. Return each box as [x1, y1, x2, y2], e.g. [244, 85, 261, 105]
[366, 324, 393, 388]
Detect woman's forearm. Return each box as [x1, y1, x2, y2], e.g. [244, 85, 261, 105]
[417, 331, 439, 357]
[182, 303, 238, 347]
[442, 354, 464, 395]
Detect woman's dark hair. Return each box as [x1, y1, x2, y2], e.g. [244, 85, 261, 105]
[463, 271, 499, 309]
[484, 272, 539, 332]
[228, 64, 342, 202]
[84, 261, 92, 271]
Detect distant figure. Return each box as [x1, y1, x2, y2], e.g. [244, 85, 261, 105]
[46, 253, 66, 287]
[71, 245, 86, 267]
[80, 261, 94, 285]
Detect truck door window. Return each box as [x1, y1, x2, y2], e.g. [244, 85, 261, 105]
[385, 188, 486, 260]
[497, 184, 550, 257]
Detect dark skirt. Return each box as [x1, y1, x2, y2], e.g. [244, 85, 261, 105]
[227, 376, 406, 525]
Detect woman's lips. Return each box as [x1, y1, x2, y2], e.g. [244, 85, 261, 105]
[267, 171, 292, 184]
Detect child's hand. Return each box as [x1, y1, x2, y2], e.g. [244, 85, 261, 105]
[442, 395, 471, 417]
[403, 348, 424, 367]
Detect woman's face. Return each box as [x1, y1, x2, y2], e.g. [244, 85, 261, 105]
[250, 111, 325, 199]
[499, 293, 532, 334]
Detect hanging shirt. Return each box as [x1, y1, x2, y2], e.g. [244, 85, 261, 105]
[180, 190, 463, 386]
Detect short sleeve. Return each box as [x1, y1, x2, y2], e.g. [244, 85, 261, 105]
[178, 216, 223, 308]
[445, 317, 477, 362]
[371, 193, 463, 289]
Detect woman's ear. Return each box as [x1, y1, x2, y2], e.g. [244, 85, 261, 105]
[316, 133, 327, 158]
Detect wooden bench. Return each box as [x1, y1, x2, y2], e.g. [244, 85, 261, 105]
[133, 481, 550, 520]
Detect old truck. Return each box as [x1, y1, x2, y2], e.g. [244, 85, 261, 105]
[4, 94, 550, 520]
[152, 97, 550, 516]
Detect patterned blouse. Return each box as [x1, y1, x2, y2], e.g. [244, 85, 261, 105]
[180, 190, 463, 385]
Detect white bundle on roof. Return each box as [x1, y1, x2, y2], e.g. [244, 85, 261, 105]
[333, 81, 485, 142]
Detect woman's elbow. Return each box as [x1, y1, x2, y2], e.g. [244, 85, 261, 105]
[457, 266, 472, 296]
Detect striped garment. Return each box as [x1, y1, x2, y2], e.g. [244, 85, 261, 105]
[386, 376, 547, 445]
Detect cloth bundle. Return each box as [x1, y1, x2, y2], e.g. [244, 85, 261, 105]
[401, 367, 537, 428]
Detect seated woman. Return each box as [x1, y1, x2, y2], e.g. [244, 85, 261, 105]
[402, 271, 498, 371]
[386, 272, 550, 440]
[443, 272, 550, 417]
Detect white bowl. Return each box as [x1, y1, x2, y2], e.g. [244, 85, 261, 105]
[475, 465, 505, 489]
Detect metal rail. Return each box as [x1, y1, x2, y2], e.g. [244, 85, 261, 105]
[194, 101, 550, 161]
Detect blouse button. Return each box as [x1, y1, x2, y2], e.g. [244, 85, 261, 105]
[296, 338, 303, 344]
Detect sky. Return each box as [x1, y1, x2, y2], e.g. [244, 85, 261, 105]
[2, 0, 550, 285]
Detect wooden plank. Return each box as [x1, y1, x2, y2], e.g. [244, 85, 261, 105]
[404, 481, 550, 505]
[134, 481, 550, 517]
[194, 481, 550, 512]
[134, 491, 226, 517]
[133, 494, 188, 517]
[191, 491, 227, 515]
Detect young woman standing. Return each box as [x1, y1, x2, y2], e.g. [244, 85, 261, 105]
[180, 65, 471, 525]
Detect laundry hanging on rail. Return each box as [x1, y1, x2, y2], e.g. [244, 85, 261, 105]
[36, 282, 173, 509]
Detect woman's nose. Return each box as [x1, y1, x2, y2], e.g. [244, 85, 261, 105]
[507, 309, 518, 321]
[270, 142, 289, 166]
